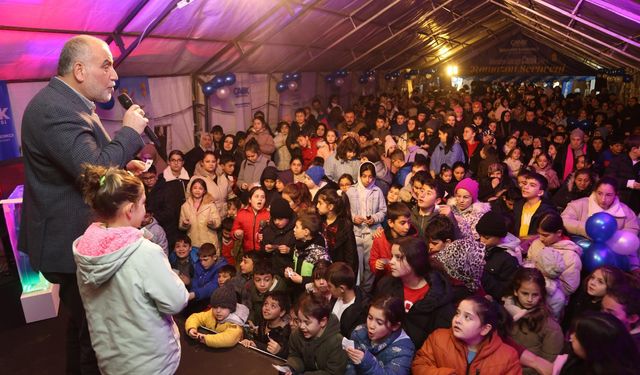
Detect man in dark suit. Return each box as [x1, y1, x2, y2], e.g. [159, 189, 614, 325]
[183, 131, 212, 175]
[605, 135, 640, 214]
[19, 35, 148, 374]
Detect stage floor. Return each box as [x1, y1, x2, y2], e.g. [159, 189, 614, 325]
[0, 274, 285, 374]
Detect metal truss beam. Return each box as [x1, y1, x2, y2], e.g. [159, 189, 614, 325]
[106, 0, 152, 54]
[387, 9, 501, 71]
[499, 10, 622, 70]
[499, 0, 640, 63]
[196, 1, 288, 74]
[339, 0, 455, 70]
[217, 0, 322, 73]
[585, 0, 640, 25]
[530, 0, 640, 49]
[114, 0, 182, 68]
[492, 1, 639, 69]
[299, 0, 404, 70]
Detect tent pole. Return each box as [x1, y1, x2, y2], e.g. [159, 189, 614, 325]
[266, 73, 272, 131]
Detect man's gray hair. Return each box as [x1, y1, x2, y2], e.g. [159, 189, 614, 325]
[56, 35, 96, 76]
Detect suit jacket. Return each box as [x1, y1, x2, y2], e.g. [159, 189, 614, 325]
[605, 153, 640, 214]
[19, 77, 144, 273]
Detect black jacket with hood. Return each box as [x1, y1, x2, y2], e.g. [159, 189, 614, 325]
[374, 270, 455, 348]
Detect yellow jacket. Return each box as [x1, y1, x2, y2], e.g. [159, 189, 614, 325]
[184, 305, 248, 348]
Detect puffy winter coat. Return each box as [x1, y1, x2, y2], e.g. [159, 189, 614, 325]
[287, 314, 348, 375]
[231, 206, 270, 252]
[412, 328, 521, 375]
[346, 326, 415, 375]
[74, 223, 189, 375]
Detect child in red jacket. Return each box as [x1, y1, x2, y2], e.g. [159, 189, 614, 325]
[296, 133, 318, 171]
[370, 202, 417, 278]
[232, 186, 270, 252]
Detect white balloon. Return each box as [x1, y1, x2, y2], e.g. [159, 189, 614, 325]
[287, 81, 298, 91]
[216, 87, 230, 99]
[335, 78, 344, 87]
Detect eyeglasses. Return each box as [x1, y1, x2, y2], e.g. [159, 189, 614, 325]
[170, 158, 184, 163]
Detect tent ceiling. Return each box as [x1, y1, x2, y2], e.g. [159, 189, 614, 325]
[0, 0, 638, 81]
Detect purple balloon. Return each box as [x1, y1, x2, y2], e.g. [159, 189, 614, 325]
[606, 230, 640, 256]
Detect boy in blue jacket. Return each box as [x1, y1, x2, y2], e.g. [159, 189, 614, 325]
[186, 242, 228, 314]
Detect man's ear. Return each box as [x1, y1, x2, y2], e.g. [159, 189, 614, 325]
[73, 61, 86, 83]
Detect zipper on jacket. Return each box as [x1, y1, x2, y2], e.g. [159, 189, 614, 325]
[252, 211, 257, 251]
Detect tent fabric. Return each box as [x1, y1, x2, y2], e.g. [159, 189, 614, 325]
[0, 0, 638, 82]
[6, 76, 195, 153]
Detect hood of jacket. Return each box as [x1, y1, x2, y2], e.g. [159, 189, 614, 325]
[587, 192, 627, 218]
[73, 223, 145, 287]
[357, 161, 377, 189]
[496, 232, 523, 264]
[222, 303, 250, 326]
[304, 313, 341, 345]
[163, 166, 189, 182]
[552, 238, 583, 256]
[269, 213, 297, 233]
[193, 162, 217, 179]
[374, 161, 392, 183]
[260, 166, 279, 186]
[434, 238, 486, 291]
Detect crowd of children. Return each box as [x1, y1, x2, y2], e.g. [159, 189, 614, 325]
[80, 88, 640, 375]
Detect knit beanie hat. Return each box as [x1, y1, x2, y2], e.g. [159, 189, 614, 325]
[476, 211, 508, 238]
[570, 128, 584, 139]
[384, 135, 397, 155]
[209, 285, 237, 312]
[277, 170, 293, 185]
[454, 178, 479, 202]
[270, 197, 294, 219]
[305, 166, 325, 186]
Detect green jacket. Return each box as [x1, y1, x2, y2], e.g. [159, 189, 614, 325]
[287, 315, 347, 375]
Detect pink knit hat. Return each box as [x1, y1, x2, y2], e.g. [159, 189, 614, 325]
[455, 178, 479, 202]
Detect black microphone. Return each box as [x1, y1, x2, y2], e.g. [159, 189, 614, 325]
[117, 93, 161, 145]
[259, 220, 268, 233]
